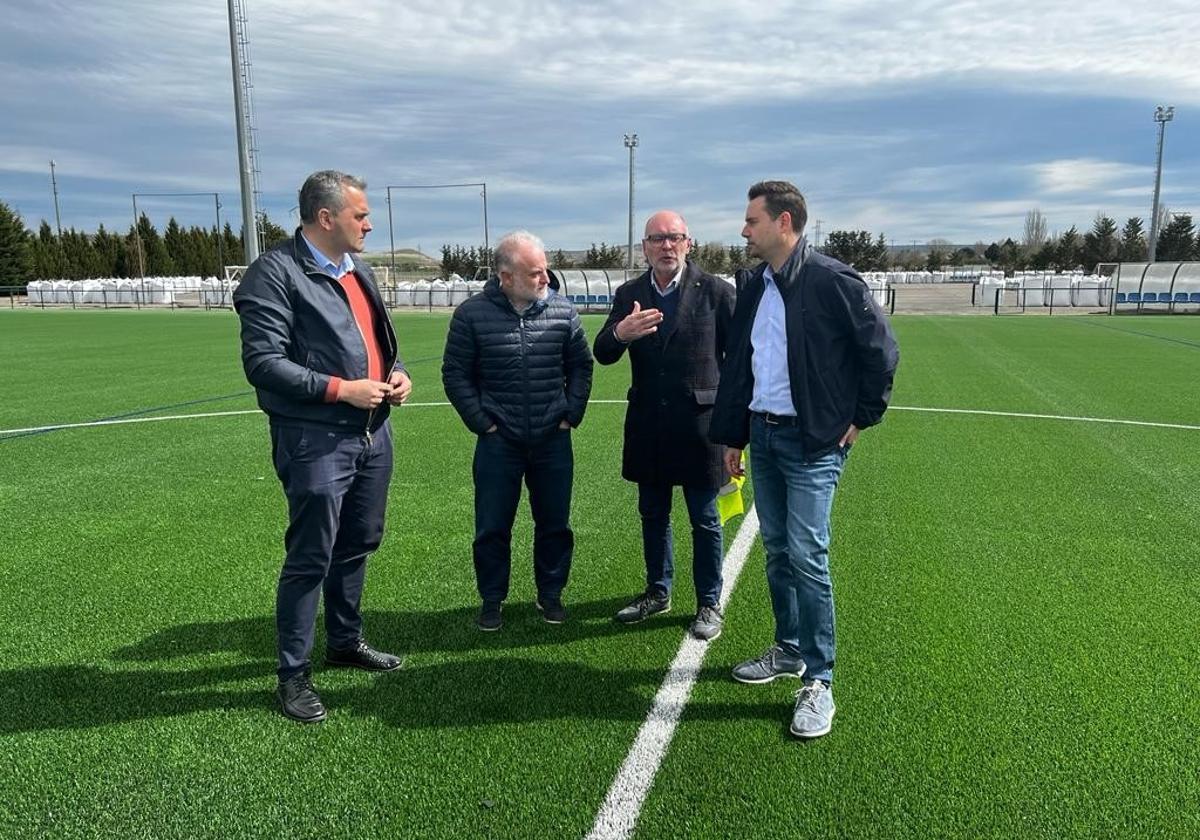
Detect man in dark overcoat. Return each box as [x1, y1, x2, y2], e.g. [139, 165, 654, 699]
[593, 210, 736, 640]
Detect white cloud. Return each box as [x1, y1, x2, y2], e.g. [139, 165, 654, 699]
[1030, 158, 1152, 194]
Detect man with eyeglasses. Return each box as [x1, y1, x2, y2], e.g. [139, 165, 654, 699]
[710, 181, 899, 738]
[594, 210, 736, 640]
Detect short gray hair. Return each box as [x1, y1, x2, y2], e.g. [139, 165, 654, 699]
[495, 230, 545, 272]
[298, 170, 367, 224]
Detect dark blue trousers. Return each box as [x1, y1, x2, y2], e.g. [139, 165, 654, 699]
[472, 429, 574, 603]
[638, 483, 723, 607]
[270, 421, 393, 680]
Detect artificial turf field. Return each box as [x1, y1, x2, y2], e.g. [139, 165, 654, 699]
[1, 309, 1197, 839]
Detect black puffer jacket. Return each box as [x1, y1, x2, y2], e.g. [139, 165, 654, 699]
[442, 277, 594, 442]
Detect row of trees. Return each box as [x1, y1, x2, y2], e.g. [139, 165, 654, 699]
[5, 199, 1200, 290]
[818, 211, 1200, 275]
[0, 201, 291, 288]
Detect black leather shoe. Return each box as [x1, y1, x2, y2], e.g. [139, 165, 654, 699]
[277, 672, 327, 723]
[536, 595, 567, 625]
[325, 639, 404, 672]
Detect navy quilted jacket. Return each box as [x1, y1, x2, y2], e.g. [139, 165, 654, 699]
[442, 276, 594, 442]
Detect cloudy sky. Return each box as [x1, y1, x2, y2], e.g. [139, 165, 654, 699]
[3, 0, 1198, 252]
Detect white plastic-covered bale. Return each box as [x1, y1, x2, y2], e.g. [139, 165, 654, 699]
[1020, 274, 1046, 307]
[51, 280, 71, 303]
[114, 278, 136, 304]
[142, 278, 173, 304]
[27, 280, 48, 304]
[976, 276, 1006, 307]
[410, 280, 432, 307]
[448, 278, 471, 306]
[392, 282, 414, 307]
[467, 280, 485, 296]
[427, 279, 448, 307]
[80, 280, 104, 304]
[864, 278, 888, 307]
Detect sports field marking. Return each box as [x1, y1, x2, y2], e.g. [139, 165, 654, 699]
[887, 405, 1200, 431]
[3, 401, 1199, 439]
[586, 507, 761, 840]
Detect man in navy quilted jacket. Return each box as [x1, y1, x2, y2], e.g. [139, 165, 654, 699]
[442, 231, 594, 631]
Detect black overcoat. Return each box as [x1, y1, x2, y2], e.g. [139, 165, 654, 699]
[593, 261, 735, 489]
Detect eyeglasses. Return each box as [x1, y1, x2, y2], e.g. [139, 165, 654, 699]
[643, 233, 689, 245]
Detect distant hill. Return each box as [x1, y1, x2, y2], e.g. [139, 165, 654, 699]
[361, 249, 441, 270]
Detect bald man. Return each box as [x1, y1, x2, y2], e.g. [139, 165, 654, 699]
[593, 210, 736, 640]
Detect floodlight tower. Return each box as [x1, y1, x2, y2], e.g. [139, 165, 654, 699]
[624, 133, 638, 271]
[227, 0, 261, 265]
[49, 160, 63, 237]
[1147, 105, 1174, 263]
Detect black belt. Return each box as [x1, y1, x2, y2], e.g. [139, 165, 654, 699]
[752, 411, 800, 427]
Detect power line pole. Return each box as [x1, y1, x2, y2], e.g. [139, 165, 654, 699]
[1147, 105, 1174, 263]
[624, 133, 638, 272]
[49, 160, 63, 237]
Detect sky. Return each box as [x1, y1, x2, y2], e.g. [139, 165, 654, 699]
[2, 0, 1199, 253]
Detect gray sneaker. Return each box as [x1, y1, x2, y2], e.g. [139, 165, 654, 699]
[790, 680, 835, 738]
[615, 590, 671, 624]
[689, 605, 724, 641]
[731, 644, 806, 684]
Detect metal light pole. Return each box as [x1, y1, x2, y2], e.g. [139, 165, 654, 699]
[1148, 105, 1175, 263]
[624, 133, 638, 271]
[227, 0, 260, 265]
[49, 160, 63, 237]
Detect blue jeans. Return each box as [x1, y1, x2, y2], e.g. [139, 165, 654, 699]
[271, 421, 393, 681]
[638, 483, 723, 607]
[749, 415, 848, 684]
[472, 429, 574, 603]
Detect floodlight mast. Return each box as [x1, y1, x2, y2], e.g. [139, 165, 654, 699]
[1147, 105, 1174, 263]
[624, 134, 638, 271]
[49, 160, 63, 238]
[227, 0, 260, 265]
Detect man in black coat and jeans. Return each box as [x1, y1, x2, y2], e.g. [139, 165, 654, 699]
[710, 181, 898, 739]
[593, 210, 735, 641]
[442, 231, 593, 631]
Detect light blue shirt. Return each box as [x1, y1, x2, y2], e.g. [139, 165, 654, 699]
[301, 233, 355, 279]
[650, 265, 683, 298]
[749, 262, 795, 415]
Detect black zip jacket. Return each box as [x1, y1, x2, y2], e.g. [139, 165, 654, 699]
[442, 276, 594, 442]
[232, 230, 405, 432]
[709, 245, 899, 457]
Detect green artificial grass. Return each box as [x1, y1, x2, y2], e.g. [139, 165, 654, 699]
[1, 310, 1197, 838]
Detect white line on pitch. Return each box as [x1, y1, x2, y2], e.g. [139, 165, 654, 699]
[3, 401, 1198, 438]
[585, 507, 761, 840]
[887, 405, 1200, 431]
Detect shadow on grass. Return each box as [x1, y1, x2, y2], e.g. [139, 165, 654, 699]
[0, 599, 780, 734]
[111, 597, 691, 662]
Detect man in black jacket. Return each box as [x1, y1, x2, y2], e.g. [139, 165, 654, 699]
[710, 181, 898, 739]
[234, 170, 411, 723]
[442, 231, 593, 631]
[594, 210, 735, 641]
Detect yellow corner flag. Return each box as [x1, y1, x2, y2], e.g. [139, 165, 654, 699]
[716, 450, 747, 525]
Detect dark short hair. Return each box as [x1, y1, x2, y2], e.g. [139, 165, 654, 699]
[748, 181, 807, 234]
[298, 170, 367, 224]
